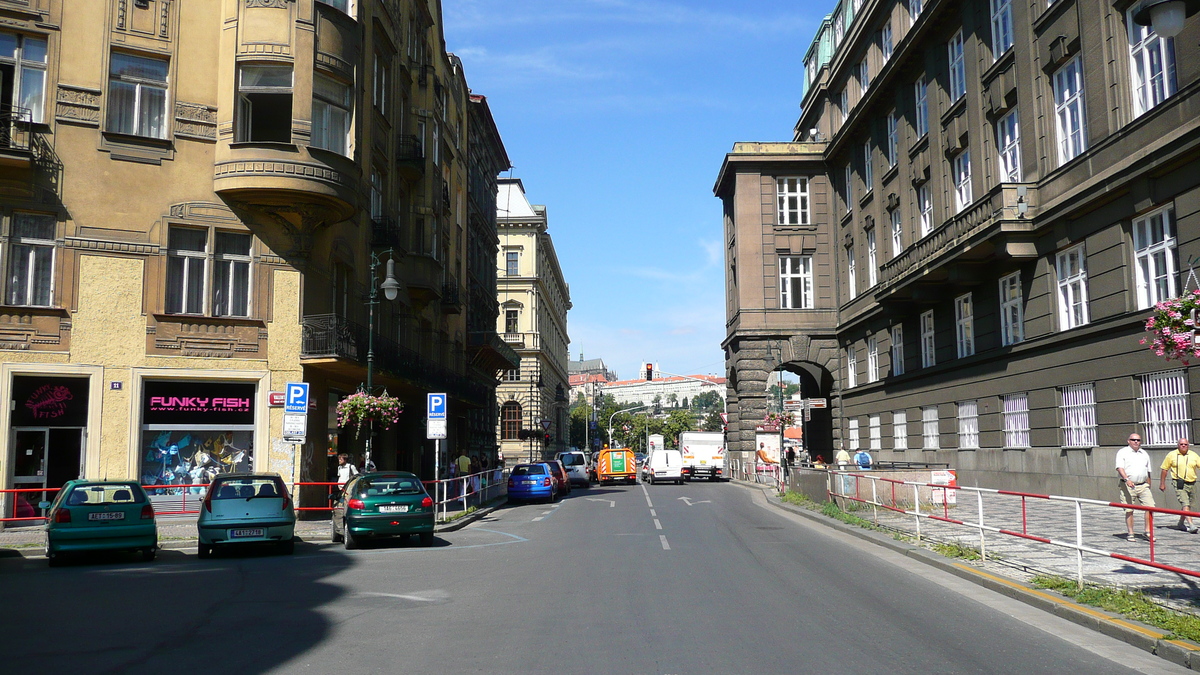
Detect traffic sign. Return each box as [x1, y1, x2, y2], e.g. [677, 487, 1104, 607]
[268, 392, 285, 407]
[284, 383, 309, 414]
[783, 400, 805, 411]
[540, 419, 551, 431]
[806, 398, 828, 409]
[427, 419, 447, 440]
[427, 393, 447, 420]
[283, 413, 307, 439]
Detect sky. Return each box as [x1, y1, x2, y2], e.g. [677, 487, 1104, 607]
[443, 0, 827, 381]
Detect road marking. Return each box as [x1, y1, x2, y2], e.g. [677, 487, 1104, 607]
[654, 519, 662, 530]
[650, 509, 657, 516]
[531, 517, 544, 521]
[357, 590, 448, 603]
[678, 497, 711, 507]
[659, 535, 670, 550]
[641, 482, 653, 507]
[586, 498, 615, 507]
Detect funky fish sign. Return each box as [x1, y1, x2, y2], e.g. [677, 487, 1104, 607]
[142, 381, 256, 427]
[11, 376, 89, 426]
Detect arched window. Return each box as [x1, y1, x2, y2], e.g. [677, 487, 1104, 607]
[501, 401, 522, 440]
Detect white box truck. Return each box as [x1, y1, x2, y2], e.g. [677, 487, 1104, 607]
[680, 431, 725, 481]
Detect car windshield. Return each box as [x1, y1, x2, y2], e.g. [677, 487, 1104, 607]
[559, 454, 585, 466]
[64, 485, 144, 506]
[357, 477, 423, 496]
[211, 477, 285, 499]
[511, 465, 546, 476]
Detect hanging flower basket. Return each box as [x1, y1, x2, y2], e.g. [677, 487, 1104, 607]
[1141, 291, 1200, 364]
[763, 411, 796, 428]
[336, 391, 404, 438]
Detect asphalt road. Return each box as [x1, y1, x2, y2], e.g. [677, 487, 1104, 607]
[0, 480, 1186, 674]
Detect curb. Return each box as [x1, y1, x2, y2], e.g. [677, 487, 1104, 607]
[737, 480, 1200, 670]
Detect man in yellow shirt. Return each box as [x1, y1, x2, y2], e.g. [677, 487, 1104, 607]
[1159, 438, 1200, 533]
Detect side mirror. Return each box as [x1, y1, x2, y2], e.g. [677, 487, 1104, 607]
[38, 501, 50, 510]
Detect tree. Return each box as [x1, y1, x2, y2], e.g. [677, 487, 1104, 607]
[702, 411, 724, 432]
[691, 391, 721, 412]
[662, 409, 697, 447]
[667, 393, 679, 408]
[681, 396, 689, 410]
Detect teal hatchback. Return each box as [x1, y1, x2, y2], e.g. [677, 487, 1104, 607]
[331, 472, 435, 549]
[40, 480, 158, 566]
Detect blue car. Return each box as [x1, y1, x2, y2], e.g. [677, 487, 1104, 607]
[507, 463, 557, 504]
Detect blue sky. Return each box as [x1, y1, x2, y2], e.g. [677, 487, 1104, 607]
[443, 0, 825, 380]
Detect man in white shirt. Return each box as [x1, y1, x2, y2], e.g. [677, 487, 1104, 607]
[1116, 433, 1155, 541]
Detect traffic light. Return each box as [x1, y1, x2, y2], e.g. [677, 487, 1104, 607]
[543, 432, 551, 444]
[645, 363, 654, 381]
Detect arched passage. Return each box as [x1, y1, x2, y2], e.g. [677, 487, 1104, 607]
[776, 362, 835, 464]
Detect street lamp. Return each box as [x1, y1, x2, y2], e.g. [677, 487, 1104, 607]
[1131, 0, 1196, 38]
[528, 373, 543, 462]
[608, 403, 652, 450]
[363, 249, 404, 471]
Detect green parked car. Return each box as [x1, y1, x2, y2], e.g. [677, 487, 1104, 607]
[330, 472, 435, 549]
[40, 480, 158, 566]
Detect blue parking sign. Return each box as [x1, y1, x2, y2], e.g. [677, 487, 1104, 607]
[427, 393, 447, 420]
[285, 382, 309, 414]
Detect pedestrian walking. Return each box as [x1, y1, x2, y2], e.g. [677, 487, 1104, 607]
[1116, 432, 1155, 541]
[853, 448, 873, 470]
[1159, 437, 1200, 533]
[835, 445, 851, 468]
[336, 453, 358, 487]
[786, 447, 796, 467]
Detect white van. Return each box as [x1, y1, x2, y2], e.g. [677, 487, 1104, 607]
[644, 449, 683, 485]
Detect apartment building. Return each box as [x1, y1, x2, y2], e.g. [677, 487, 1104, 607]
[495, 178, 571, 463]
[718, 0, 1200, 498]
[0, 0, 514, 519]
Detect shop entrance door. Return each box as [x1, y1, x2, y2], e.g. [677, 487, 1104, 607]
[10, 427, 84, 512]
[10, 428, 47, 521]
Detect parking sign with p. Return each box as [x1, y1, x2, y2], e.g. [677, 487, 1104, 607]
[285, 382, 309, 414]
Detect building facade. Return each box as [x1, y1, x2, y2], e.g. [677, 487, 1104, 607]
[567, 355, 616, 402]
[597, 374, 726, 409]
[718, 0, 1200, 499]
[495, 178, 571, 463]
[0, 0, 514, 521]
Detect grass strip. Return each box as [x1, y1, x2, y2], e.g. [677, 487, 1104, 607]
[1032, 575, 1200, 642]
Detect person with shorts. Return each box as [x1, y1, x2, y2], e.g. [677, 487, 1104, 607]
[1159, 438, 1200, 533]
[1116, 433, 1155, 541]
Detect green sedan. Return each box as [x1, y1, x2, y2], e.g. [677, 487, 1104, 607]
[330, 472, 435, 549]
[40, 480, 158, 566]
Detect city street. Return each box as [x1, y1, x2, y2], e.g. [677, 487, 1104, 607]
[0, 482, 1184, 674]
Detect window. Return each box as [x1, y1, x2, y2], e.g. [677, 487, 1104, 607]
[776, 177, 810, 225]
[504, 309, 519, 334]
[1061, 383, 1096, 448]
[848, 418, 860, 450]
[920, 310, 935, 367]
[886, 112, 898, 167]
[859, 59, 870, 95]
[844, 164, 853, 214]
[235, 65, 291, 143]
[891, 324, 905, 376]
[869, 414, 882, 449]
[780, 256, 814, 309]
[7, 213, 54, 306]
[1133, 206, 1177, 309]
[1053, 57, 1087, 164]
[866, 228, 877, 286]
[914, 76, 928, 137]
[1056, 245, 1089, 330]
[957, 400, 979, 449]
[868, 337, 879, 383]
[918, 185, 932, 236]
[1141, 370, 1189, 446]
[0, 33, 47, 123]
[948, 31, 966, 101]
[840, 89, 849, 126]
[107, 52, 168, 139]
[922, 406, 939, 449]
[373, 50, 389, 115]
[505, 250, 519, 276]
[881, 24, 894, 62]
[909, 0, 923, 20]
[893, 410, 908, 450]
[847, 346, 857, 388]
[955, 293, 974, 358]
[312, 73, 351, 156]
[431, 119, 440, 166]
[165, 227, 252, 317]
[954, 149, 972, 212]
[369, 168, 384, 221]
[1128, 13, 1176, 117]
[317, 0, 350, 13]
[999, 272, 1024, 345]
[996, 109, 1021, 182]
[990, 0, 1014, 58]
[500, 401, 522, 440]
[847, 245, 857, 299]
[890, 209, 903, 257]
[1003, 393, 1030, 448]
[503, 367, 521, 382]
[835, 12, 845, 47]
[862, 141, 873, 190]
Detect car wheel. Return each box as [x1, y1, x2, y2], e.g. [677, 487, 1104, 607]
[419, 532, 434, 547]
[344, 523, 360, 550]
[278, 538, 295, 555]
[198, 544, 212, 559]
[141, 546, 157, 562]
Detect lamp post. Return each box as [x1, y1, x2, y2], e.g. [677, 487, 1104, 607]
[1131, 0, 1196, 38]
[363, 249, 403, 472]
[528, 372, 543, 462]
[608, 403, 652, 450]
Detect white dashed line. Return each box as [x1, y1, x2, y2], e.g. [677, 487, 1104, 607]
[653, 519, 662, 530]
[660, 535, 670, 550]
[532, 517, 543, 522]
[650, 509, 657, 517]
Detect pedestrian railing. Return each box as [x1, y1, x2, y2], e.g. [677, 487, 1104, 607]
[827, 470, 1200, 584]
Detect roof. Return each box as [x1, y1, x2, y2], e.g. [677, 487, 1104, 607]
[497, 179, 538, 219]
[569, 358, 609, 373]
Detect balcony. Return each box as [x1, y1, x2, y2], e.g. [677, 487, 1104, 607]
[441, 278, 461, 313]
[875, 183, 1037, 303]
[467, 331, 521, 372]
[501, 332, 541, 350]
[0, 107, 35, 168]
[395, 133, 424, 181]
[401, 252, 443, 307]
[371, 216, 405, 251]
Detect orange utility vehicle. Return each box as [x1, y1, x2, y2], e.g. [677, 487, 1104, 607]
[597, 448, 638, 485]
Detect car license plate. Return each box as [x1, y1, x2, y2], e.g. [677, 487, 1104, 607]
[379, 505, 409, 513]
[88, 511, 124, 521]
[523, 480, 536, 485]
[230, 528, 264, 538]
[700, 461, 708, 465]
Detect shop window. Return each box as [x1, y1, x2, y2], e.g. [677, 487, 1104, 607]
[107, 52, 168, 139]
[7, 212, 55, 307]
[236, 65, 292, 143]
